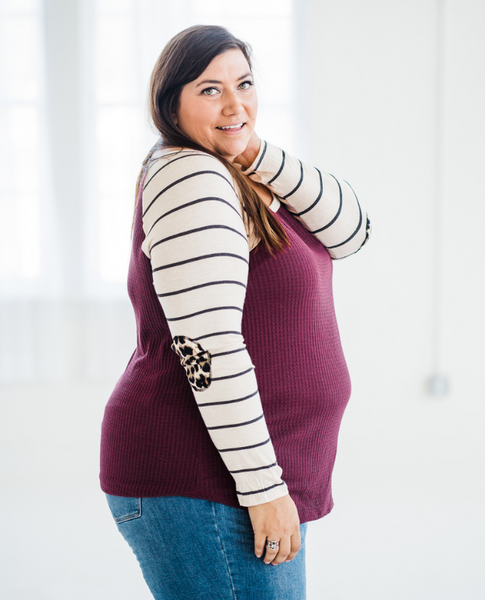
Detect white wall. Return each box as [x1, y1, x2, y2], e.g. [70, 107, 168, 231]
[300, 1, 485, 599]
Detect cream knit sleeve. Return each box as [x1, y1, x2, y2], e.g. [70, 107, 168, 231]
[141, 149, 288, 507]
[245, 140, 371, 259]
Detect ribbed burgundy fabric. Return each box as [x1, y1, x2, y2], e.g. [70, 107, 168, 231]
[100, 192, 351, 524]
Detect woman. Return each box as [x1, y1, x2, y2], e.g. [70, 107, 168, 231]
[100, 25, 370, 600]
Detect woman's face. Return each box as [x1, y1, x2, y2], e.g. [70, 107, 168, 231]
[175, 48, 258, 161]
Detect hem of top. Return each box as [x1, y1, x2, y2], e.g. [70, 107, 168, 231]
[100, 479, 241, 508]
[100, 481, 334, 524]
[298, 499, 335, 524]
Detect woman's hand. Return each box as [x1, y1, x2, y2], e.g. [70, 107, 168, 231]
[233, 130, 262, 169]
[247, 494, 301, 565]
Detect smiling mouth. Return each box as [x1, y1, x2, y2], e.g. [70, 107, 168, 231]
[216, 123, 245, 131]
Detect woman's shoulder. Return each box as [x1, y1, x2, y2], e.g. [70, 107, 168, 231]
[141, 147, 239, 218]
[144, 147, 232, 185]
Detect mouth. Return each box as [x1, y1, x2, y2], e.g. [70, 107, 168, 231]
[216, 123, 246, 132]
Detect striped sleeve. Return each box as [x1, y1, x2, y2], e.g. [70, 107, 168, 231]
[246, 140, 371, 259]
[141, 149, 288, 507]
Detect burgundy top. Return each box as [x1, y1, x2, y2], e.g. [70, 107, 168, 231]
[100, 185, 351, 523]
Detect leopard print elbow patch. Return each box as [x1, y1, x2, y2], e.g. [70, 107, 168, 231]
[171, 336, 212, 391]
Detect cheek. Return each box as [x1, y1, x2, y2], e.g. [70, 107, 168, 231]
[179, 110, 209, 141]
[191, 108, 216, 135]
[247, 98, 258, 120]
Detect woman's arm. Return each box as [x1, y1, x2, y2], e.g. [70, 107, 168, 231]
[236, 134, 371, 259]
[141, 150, 288, 508]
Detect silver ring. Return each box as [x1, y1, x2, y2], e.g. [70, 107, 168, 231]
[267, 540, 280, 551]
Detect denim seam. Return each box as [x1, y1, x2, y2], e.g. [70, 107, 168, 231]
[212, 502, 238, 600]
[114, 498, 142, 524]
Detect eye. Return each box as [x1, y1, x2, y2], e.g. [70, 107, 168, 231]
[239, 80, 254, 90]
[202, 87, 219, 96]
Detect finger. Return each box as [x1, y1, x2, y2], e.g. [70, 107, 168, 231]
[285, 528, 302, 562]
[254, 531, 267, 558]
[271, 536, 291, 565]
[263, 539, 280, 564]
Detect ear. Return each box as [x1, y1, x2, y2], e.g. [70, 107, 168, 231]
[172, 114, 178, 126]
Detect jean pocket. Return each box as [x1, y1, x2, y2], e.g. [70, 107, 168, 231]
[106, 494, 142, 524]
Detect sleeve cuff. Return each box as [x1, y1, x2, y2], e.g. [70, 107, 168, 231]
[237, 481, 289, 507]
[247, 140, 282, 181]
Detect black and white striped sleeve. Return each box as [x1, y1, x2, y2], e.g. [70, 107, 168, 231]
[141, 150, 288, 507]
[246, 140, 371, 259]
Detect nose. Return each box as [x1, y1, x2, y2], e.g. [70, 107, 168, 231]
[222, 90, 243, 116]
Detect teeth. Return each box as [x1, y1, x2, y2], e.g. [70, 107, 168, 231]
[220, 123, 244, 130]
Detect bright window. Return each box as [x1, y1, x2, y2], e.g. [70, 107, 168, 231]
[0, 0, 44, 283]
[0, 1, 295, 294]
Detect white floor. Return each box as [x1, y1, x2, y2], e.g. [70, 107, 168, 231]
[1, 382, 484, 599]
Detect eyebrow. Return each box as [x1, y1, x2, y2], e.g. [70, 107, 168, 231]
[195, 73, 253, 88]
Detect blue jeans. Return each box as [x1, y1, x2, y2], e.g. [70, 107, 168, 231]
[106, 495, 307, 600]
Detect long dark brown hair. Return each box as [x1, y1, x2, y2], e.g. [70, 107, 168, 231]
[135, 25, 289, 253]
